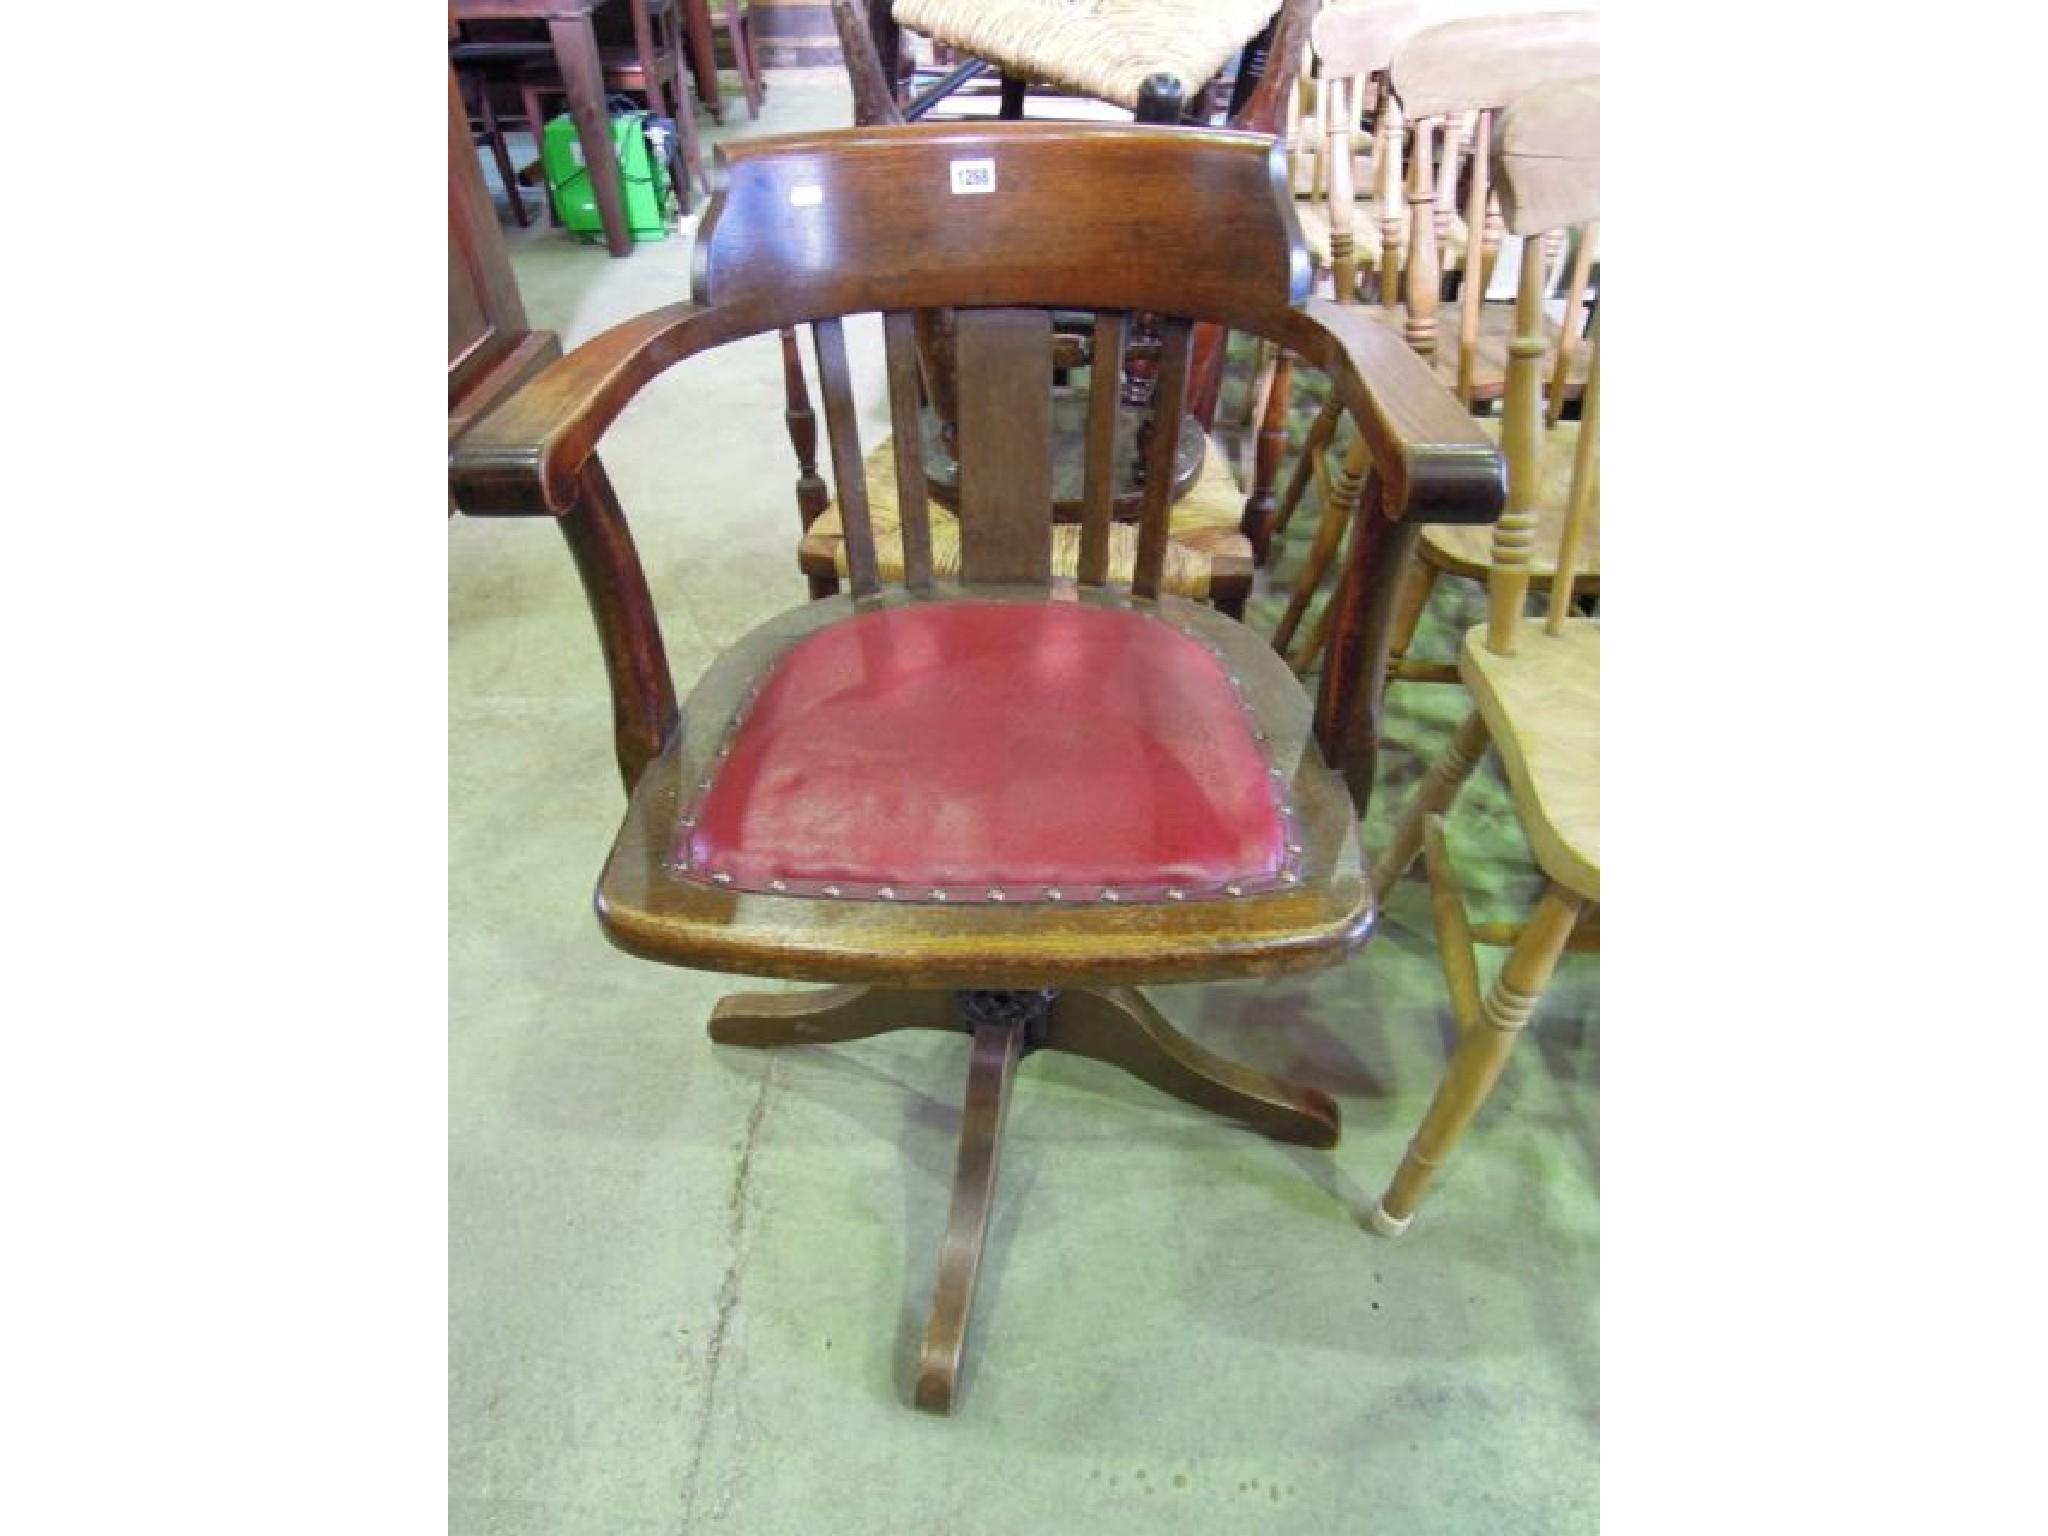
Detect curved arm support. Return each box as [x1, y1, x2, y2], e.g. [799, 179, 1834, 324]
[450, 301, 765, 517]
[1275, 296, 1504, 527]
[449, 293, 1503, 536]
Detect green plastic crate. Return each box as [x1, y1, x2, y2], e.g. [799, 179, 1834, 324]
[540, 111, 671, 242]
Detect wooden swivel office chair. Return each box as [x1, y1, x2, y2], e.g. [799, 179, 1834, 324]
[1366, 76, 1599, 1236]
[451, 123, 1501, 1410]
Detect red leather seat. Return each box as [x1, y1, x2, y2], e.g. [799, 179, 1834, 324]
[678, 601, 1299, 903]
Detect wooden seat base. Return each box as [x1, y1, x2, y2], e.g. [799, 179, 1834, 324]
[709, 983, 1339, 1412]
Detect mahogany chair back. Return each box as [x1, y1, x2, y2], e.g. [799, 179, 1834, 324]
[1480, 73, 1598, 656]
[695, 126, 1310, 600]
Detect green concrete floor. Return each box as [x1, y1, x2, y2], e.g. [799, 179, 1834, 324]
[451, 71, 1598, 1535]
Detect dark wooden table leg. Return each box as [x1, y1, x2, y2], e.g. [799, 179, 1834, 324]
[998, 73, 1027, 119]
[914, 1016, 1023, 1413]
[684, 0, 723, 123]
[548, 13, 633, 257]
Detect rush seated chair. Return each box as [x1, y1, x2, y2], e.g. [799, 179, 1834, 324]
[451, 123, 1501, 1412]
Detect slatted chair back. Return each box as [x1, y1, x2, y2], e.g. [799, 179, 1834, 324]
[1482, 74, 1598, 655]
[692, 125, 1311, 599]
[1309, 0, 1429, 306]
[1388, 9, 1599, 384]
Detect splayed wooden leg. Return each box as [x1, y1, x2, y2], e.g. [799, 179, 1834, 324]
[913, 1018, 1023, 1413]
[1267, 395, 1340, 543]
[1370, 882, 1583, 1236]
[708, 985, 956, 1047]
[1045, 987, 1340, 1148]
[1374, 709, 1491, 902]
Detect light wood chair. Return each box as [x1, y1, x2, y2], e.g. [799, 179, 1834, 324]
[1365, 76, 1599, 1236]
[452, 123, 1502, 1409]
[1380, 11, 1601, 683]
[1263, 5, 1597, 678]
[1381, 10, 1598, 404]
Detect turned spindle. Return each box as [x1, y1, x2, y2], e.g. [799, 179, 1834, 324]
[1404, 117, 1440, 357]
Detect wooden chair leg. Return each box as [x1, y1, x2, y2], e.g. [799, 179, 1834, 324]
[1044, 987, 1340, 1147]
[914, 1018, 1023, 1413]
[708, 984, 956, 1046]
[475, 80, 529, 227]
[1293, 584, 1339, 679]
[726, 0, 764, 118]
[677, 73, 711, 197]
[1240, 351, 1294, 563]
[1369, 882, 1584, 1236]
[681, 0, 722, 123]
[1268, 395, 1340, 543]
[1373, 709, 1490, 902]
[706, 982, 1342, 1414]
[1382, 554, 1441, 679]
[523, 82, 563, 227]
[1273, 434, 1367, 660]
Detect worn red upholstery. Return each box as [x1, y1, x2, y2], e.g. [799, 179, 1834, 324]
[677, 601, 1294, 903]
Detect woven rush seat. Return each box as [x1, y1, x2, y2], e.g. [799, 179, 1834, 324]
[893, 0, 1285, 108]
[799, 430, 1254, 603]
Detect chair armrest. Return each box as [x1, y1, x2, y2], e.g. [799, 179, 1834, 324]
[1275, 296, 1505, 525]
[450, 302, 759, 515]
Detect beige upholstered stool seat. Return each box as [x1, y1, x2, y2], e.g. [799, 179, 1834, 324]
[800, 431, 1254, 604]
[893, 0, 1285, 107]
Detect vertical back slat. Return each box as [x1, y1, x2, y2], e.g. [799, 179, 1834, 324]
[1131, 317, 1193, 602]
[1435, 111, 1470, 256]
[954, 308, 1054, 586]
[1484, 235, 1550, 656]
[1078, 312, 1126, 587]
[1405, 117, 1440, 357]
[1547, 219, 1598, 428]
[881, 310, 935, 590]
[811, 317, 881, 598]
[1376, 83, 1406, 309]
[1456, 108, 1492, 407]
[1545, 322, 1599, 634]
[1325, 75, 1358, 303]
